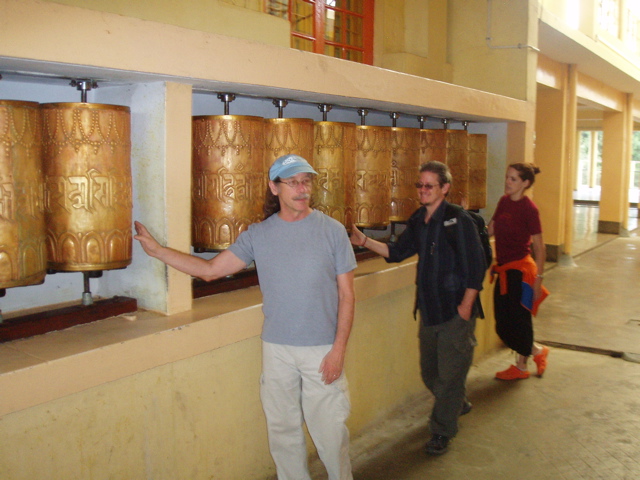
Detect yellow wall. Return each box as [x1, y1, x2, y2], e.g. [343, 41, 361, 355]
[535, 84, 569, 255]
[376, 0, 453, 81]
[600, 108, 631, 232]
[0, 337, 272, 479]
[44, 0, 290, 47]
[448, 0, 538, 102]
[541, 0, 598, 37]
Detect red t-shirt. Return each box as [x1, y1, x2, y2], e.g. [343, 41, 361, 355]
[492, 195, 542, 265]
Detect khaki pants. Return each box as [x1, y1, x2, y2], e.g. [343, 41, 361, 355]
[260, 341, 353, 480]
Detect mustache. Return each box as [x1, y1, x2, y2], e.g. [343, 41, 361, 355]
[293, 193, 311, 201]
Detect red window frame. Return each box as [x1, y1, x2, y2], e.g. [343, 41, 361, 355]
[286, 0, 374, 65]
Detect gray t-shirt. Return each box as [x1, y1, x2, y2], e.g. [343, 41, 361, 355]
[228, 210, 357, 346]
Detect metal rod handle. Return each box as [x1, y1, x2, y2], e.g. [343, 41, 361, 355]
[357, 108, 369, 126]
[272, 99, 288, 118]
[217, 93, 236, 115]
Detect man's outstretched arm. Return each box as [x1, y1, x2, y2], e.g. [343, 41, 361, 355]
[134, 221, 247, 282]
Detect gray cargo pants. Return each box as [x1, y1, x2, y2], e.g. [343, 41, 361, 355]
[419, 314, 477, 438]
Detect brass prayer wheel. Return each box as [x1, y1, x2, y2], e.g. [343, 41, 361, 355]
[419, 129, 447, 164]
[445, 129, 469, 208]
[390, 127, 421, 222]
[354, 125, 392, 229]
[419, 129, 469, 207]
[313, 121, 356, 228]
[468, 134, 488, 210]
[264, 118, 315, 174]
[0, 100, 47, 289]
[192, 115, 265, 250]
[41, 102, 132, 272]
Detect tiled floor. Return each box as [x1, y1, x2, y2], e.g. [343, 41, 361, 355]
[345, 348, 640, 480]
[311, 203, 640, 480]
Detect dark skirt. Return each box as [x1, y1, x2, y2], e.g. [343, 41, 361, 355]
[493, 269, 534, 357]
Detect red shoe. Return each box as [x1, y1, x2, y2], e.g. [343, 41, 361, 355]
[495, 365, 530, 380]
[533, 346, 549, 376]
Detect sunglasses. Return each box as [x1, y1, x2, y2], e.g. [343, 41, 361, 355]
[414, 182, 441, 190]
[278, 178, 313, 188]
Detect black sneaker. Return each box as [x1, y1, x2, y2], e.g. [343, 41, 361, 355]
[424, 434, 450, 455]
[461, 399, 473, 416]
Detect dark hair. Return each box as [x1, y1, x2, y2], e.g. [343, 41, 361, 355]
[419, 161, 452, 193]
[263, 183, 281, 219]
[508, 162, 541, 188]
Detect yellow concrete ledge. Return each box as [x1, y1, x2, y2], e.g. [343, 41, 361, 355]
[0, 257, 416, 417]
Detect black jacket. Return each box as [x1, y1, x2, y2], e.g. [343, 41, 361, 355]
[386, 200, 486, 325]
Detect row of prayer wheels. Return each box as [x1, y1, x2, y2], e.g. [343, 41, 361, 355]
[0, 98, 487, 293]
[192, 115, 487, 250]
[0, 100, 132, 292]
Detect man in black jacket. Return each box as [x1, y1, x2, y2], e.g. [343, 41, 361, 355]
[351, 161, 485, 455]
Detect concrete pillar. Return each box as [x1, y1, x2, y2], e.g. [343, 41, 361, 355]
[507, 121, 535, 164]
[563, 65, 578, 256]
[165, 82, 194, 314]
[127, 82, 193, 315]
[534, 82, 567, 262]
[599, 99, 632, 234]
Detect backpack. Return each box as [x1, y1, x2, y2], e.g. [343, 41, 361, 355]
[443, 203, 493, 271]
[443, 203, 493, 319]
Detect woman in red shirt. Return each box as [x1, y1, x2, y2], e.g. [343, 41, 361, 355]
[488, 162, 549, 380]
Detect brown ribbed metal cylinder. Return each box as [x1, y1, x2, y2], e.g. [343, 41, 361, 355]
[41, 103, 132, 272]
[192, 115, 265, 250]
[343, 125, 357, 231]
[445, 129, 469, 208]
[419, 129, 469, 207]
[313, 121, 356, 228]
[264, 118, 315, 174]
[0, 100, 47, 288]
[468, 133, 488, 210]
[390, 127, 421, 222]
[354, 126, 392, 228]
[419, 129, 447, 164]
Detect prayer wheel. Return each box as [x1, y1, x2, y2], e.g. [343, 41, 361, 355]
[312, 121, 356, 228]
[192, 115, 265, 250]
[468, 134, 488, 210]
[419, 129, 469, 208]
[354, 126, 392, 228]
[390, 127, 421, 222]
[445, 129, 469, 208]
[419, 129, 446, 164]
[0, 100, 47, 289]
[264, 118, 315, 174]
[41, 103, 132, 272]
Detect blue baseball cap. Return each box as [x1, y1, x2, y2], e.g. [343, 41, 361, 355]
[269, 154, 318, 181]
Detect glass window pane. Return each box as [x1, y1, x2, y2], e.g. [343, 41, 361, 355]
[578, 131, 591, 186]
[291, 0, 315, 35]
[293, 36, 315, 52]
[267, 0, 289, 18]
[324, 44, 343, 58]
[344, 48, 363, 62]
[345, 14, 362, 47]
[325, 9, 337, 41]
[626, 7, 640, 55]
[334, 0, 363, 14]
[598, 0, 620, 37]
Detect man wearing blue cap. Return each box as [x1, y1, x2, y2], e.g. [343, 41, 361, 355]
[134, 154, 357, 480]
